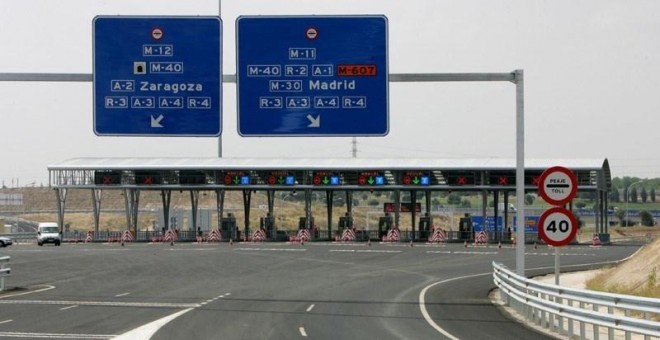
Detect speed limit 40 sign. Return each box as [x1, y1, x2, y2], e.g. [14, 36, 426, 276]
[538, 207, 578, 247]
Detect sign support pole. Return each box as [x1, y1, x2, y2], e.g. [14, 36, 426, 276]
[555, 247, 560, 285]
[514, 70, 525, 277]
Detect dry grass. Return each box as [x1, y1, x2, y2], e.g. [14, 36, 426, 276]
[586, 237, 660, 299]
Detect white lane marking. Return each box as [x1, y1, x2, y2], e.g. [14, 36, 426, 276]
[0, 300, 200, 308]
[113, 291, 231, 340]
[0, 332, 113, 339]
[114, 293, 130, 297]
[112, 308, 194, 340]
[60, 305, 79, 311]
[235, 248, 307, 252]
[306, 304, 314, 312]
[419, 272, 490, 340]
[0, 319, 13, 325]
[299, 327, 307, 337]
[0, 285, 55, 299]
[329, 249, 401, 253]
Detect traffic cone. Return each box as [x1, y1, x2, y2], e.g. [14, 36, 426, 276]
[533, 242, 537, 250]
[368, 239, 371, 246]
[229, 239, 233, 246]
[498, 241, 502, 249]
[409, 240, 414, 247]
[300, 238, 304, 246]
[464, 240, 468, 248]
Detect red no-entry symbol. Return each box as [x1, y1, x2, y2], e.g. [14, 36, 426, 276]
[224, 175, 232, 185]
[403, 176, 412, 185]
[358, 176, 367, 185]
[313, 176, 322, 185]
[268, 176, 276, 185]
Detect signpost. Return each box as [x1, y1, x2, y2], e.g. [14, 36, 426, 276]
[236, 16, 388, 136]
[537, 166, 578, 284]
[93, 16, 222, 136]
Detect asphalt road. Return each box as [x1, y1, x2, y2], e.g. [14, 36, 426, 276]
[0, 241, 640, 339]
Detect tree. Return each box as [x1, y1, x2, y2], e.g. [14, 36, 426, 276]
[630, 187, 638, 203]
[609, 187, 620, 203]
[640, 210, 655, 227]
[651, 188, 656, 203]
[524, 194, 535, 205]
[641, 187, 648, 203]
[447, 193, 462, 205]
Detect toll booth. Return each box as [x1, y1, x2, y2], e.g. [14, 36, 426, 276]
[459, 214, 473, 241]
[298, 217, 315, 229]
[221, 213, 238, 240]
[378, 214, 393, 238]
[418, 215, 432, 240]
[338, 216, 353, 233]
[260, 216, 275, 238]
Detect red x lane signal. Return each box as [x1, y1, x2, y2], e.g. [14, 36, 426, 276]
[456, 176, 467, 185]
[498, 176, 508, 185]
[143, 176, 153, 185]
[102, 176, 113, 185]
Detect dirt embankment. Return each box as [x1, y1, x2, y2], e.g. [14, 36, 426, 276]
[587, 236, 659, 298]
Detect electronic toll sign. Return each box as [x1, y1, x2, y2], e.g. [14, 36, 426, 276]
[401, 171, 430, 186]
[236, 15, 388, 136]
[266, 171, 296, 186]
[312, 171, 341, 186]
[223, 171, 250, 186]
[358, 171, 385, 186]
[445, 171, 476, 186]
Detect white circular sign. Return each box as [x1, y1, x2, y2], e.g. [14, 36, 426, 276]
[538, 207, 578, 247]
[151, 27, 164, 40]
[306, 27, 318, 40]
[538, 166, 577, 206]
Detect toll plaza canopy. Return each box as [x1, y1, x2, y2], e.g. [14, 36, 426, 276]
[47, 157, 612, 242]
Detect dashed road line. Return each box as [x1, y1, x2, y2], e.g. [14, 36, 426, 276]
[329, 249, 402, 253]
[60, 305, 79, 311]
[235, 248, 307, 252]
[114, 293, 130, 297]
[299, 327, 308, 337]
[0, 300, 200, 308]
[0, 319, 12, 325]
[306, 304, 314, 312]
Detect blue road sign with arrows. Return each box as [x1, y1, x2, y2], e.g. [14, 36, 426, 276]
[236, 16, 389, 136]
[93, 16, 222, 136]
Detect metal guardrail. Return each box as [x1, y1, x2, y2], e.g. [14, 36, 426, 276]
[0, 256, 10, 291]
[493, 261, 659, 340]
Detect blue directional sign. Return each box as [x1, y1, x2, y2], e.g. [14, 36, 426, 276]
[236, 16, 388, 136]
[93, 16, 222, 136]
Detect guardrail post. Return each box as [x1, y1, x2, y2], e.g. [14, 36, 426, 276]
[593, 304, 599, 340]
[0, 256, 10, 291]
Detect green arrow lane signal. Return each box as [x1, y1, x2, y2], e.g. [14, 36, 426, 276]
[278, 177, 285, 184]
[233, 176, 240, 184]
[413, 177, 420, 185]
[323, 176, 330, 185]
[368, 176, 375, 185]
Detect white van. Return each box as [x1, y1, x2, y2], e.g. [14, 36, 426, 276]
[37, 222, 61, 246]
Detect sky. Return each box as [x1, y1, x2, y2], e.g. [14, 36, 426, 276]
[1, 0, 660, 186]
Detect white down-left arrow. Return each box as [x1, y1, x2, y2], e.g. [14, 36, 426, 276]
[151, 114, 164, 128]
[307, 114, 320, 128]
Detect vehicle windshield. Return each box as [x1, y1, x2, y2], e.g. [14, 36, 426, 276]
[42, 227, 58, 233]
